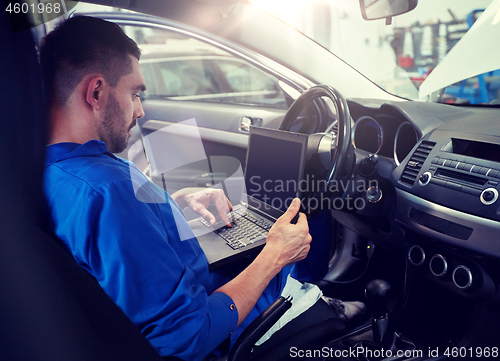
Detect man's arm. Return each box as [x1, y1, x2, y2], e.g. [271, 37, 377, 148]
[214, 198, 311, 325]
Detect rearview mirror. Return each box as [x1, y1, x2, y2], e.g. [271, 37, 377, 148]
[359, 0, 418, 21]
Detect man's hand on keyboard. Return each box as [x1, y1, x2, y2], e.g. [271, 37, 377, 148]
[172, 187, 233, 226]
[264, 198, 311, 267]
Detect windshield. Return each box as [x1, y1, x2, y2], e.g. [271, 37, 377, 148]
[251, 0, 499, 105]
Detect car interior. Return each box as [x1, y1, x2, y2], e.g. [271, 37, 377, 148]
[2, 0, 500, 360]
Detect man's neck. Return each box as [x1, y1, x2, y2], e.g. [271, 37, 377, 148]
[48, 106, 98, 146]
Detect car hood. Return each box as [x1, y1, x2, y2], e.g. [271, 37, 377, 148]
[419, 0, 500, 99]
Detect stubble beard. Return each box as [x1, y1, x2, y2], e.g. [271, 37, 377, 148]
[99, 93, 132, 154]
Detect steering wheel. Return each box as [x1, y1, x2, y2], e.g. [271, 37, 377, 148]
[279, 85, 352, 189]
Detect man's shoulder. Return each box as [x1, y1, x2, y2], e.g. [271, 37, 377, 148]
[44, 141, 141, 193]
[46, 153, 132, 191]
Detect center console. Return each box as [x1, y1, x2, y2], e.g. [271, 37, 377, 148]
[392, 130, 500, 259]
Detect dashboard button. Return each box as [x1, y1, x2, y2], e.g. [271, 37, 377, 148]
[461, 186, 482, 196]
[463, 164, 473, 172]
[443, 159, 453, 167]
[446, 182, 462, 191]
[430, 178, 446, 187]
[431, 158, 438, 164]
[487, 169, 499, 178]
[436, 158, 445, 166]
[456, 162, 465, 170]
[479, 167, 490, 175]
[450, 161, 459, 168]
[471, 165, 481, 173]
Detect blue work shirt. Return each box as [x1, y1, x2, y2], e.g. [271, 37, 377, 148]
[42, 140, 329, 359]
[42, 140, 245, 360]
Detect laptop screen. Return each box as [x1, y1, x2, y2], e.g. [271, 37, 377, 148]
[244, 127, 308, 213]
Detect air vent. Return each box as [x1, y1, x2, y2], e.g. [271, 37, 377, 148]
[400, 140, 436, 185]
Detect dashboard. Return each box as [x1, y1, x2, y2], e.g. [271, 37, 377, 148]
[343, 98, 500, 299]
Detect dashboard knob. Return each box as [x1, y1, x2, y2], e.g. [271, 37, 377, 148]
[452, 265, 473, 290]
[480, 188, 498, 205]
[482, 190, 495, 202]
[418, 171, 431, 186]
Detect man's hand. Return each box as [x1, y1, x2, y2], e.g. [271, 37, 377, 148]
[213, 198, 311, 326]
[172, 187, 232, 226]
[263, 198, 312, 268]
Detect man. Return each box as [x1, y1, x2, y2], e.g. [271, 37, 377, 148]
[40, 15, 362, 360]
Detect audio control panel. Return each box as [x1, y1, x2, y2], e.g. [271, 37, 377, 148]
[395, 132, 500, 223]
[422, 155, 500, 207]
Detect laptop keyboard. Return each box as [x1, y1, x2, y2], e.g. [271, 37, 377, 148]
[199, 209, 272, 250]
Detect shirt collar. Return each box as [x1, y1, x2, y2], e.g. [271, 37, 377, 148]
[44, 140, 118, 168]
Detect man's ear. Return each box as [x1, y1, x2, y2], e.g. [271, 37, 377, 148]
[85, 76, 107, 110]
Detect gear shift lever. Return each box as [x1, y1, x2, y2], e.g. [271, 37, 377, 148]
[365, 279, 392, 347]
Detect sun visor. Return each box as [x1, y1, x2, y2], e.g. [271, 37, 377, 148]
[419, 0, 500, 98]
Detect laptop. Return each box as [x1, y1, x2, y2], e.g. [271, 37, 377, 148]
[189, 127, 309, 270]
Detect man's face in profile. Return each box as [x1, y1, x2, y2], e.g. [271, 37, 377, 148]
[97, 55, 146, 153]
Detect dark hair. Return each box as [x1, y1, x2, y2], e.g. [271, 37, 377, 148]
[40, 15, 141, 108]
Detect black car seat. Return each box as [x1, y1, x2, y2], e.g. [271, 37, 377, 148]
[0, 11, 163, 361]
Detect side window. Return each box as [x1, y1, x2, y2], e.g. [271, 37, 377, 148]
[218, 60, 277, 93]
[140, 63, 156, 98]
[122, 24, 288, 109]
[153, 59, 221, 97]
